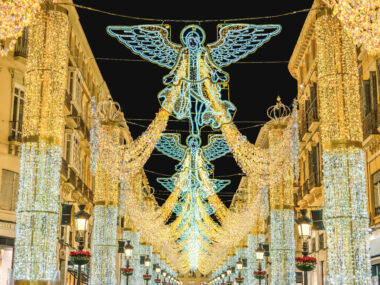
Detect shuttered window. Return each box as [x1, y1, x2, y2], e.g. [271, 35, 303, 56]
[0, 169, 19, 211]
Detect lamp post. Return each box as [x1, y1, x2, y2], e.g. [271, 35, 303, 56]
[297, 209, 312, 285]
[162, 270, 167, 284]
[256, 243, 265, 285]
[227, 267, 232, 284]
[144, 255, 151, 285]
[155, 264, 161, 283]
[236, 258, 244, 283]
[124, 240, 133, 285]
[221, 271, 226, 284]
[74, 205, 91, 285]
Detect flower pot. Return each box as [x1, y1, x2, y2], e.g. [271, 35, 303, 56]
[295, 256, 317, 272]
[121, 268, 134, 276]
[235, 277, 244, 283]
[70, 256, 90, 265]
[143, 274, 152, 281]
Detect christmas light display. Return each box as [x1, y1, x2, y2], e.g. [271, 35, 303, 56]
[107, 24, 281, 137]
[0, 0, 42, 56]
[323, 0, 380, 55]
[316, 10, 371, 284]
[267, 102, 296, 285]
[90, 101, 122, 285]
[155, 134, 231, 270]
[13, 6, 69, 283]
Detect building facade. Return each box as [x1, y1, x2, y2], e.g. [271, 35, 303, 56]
[289, 0, 380, 283]
[0, 1, 131, 284]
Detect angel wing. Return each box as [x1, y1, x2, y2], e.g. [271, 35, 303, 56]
[207, 24, 281, 67]
[107, 25, 182, 69]
[156, 133, 187, 161]
[202, 134, 231, 161]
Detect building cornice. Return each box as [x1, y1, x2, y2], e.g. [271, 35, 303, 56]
[288, 0, 321, 79]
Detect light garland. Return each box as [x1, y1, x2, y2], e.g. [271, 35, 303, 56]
[0, 0, 42, 56]
[13, 6, 68, 283]
[316, 11, 371, 284]
[323, 0, 380, 55]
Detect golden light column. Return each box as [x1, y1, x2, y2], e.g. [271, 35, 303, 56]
[90, 101, 122, 285]
[316, 9, 371, 284]
[267, 99, 295, 284]
[13, 3, 69, 284]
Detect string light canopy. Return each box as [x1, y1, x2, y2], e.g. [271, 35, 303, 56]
[0, 0, 43, 56]
[323, 0, 380, 55]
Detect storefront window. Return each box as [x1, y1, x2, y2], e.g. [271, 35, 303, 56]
[0, 247, 13, 285]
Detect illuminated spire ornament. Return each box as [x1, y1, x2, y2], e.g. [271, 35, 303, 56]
[107, 24, 281, 137]
[13, 3, 69, 283]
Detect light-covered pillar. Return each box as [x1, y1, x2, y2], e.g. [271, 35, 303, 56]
[13, 4, 69, 283]
[268, 122, 295, 284]
[316, 9, 371, 284]
[90, 104, 121, 285]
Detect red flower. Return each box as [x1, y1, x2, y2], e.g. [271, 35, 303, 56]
[254, 270, 266, 275]
[296, 256, 317, 263]
[69, 250, 91, 258]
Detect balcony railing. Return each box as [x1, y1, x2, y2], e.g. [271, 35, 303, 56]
[14, 30, 28, 58]
[61, 158, 68, 178]
[375, 206, 380, 217]
[363, 110, 378, 140]
[8, 121, 22, 142]
[65, 90, 72, 112]
[300, 98, 319, 139]
[302, 179, 310, 197]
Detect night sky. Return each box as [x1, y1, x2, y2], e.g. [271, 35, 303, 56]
[73, 1, 312, 206]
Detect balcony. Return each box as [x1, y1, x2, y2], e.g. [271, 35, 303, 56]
[363, 110, 378, 140]
[375, 207, 380, 217]
[61, 158, 68, 179]
[14, 30, 28, 58]
[300, 98, 319, 141]
[8, 121, 22, 143]
[302, 179, 310, 197]
[68, 168, 76, 187]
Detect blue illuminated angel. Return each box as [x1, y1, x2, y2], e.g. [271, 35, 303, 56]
[107, 24, 281, 137]
[155, 133, 231, 269]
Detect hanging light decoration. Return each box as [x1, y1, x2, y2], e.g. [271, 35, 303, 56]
[0, 0, 43, 56]
[323, 0, 380, 55]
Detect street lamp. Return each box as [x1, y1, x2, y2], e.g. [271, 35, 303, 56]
[297, 209, 313, 285]
[227, 267, 232, 283]
[162, 270, 167, 283]
[124, 240, 133, 285]
[256, 243, 265, 285]
[221, 271, 226, 284]
[73, 205, 90, 285]
[144, 255, 151, 285]
[155, 264, 161, 283]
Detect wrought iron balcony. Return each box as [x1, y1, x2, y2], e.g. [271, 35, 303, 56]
[61, 158, 68, 178]
[363, 110, 378, 140]
[8, 121, 22, 142]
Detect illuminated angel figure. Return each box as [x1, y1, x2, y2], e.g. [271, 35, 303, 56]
[107, 24, 281, 137]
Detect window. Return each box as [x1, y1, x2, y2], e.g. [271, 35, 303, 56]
[0, 170, 19, 211]
[64, 133, 80, 173]
[373, 170, 380, 216]
[10, 84, 25, 141]
[69, 69, 82, 112]
[319, 233, 325, 250]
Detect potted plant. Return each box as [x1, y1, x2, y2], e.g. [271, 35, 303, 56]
[69, 250, 91, 265]
[295, 256, 317, 271]
[121, 267, 134, 276]
[143, 274, 152, 281]
[154, 278, 161, 284]
[235, 277, 244, 283]
[254, 270, 266, 280]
